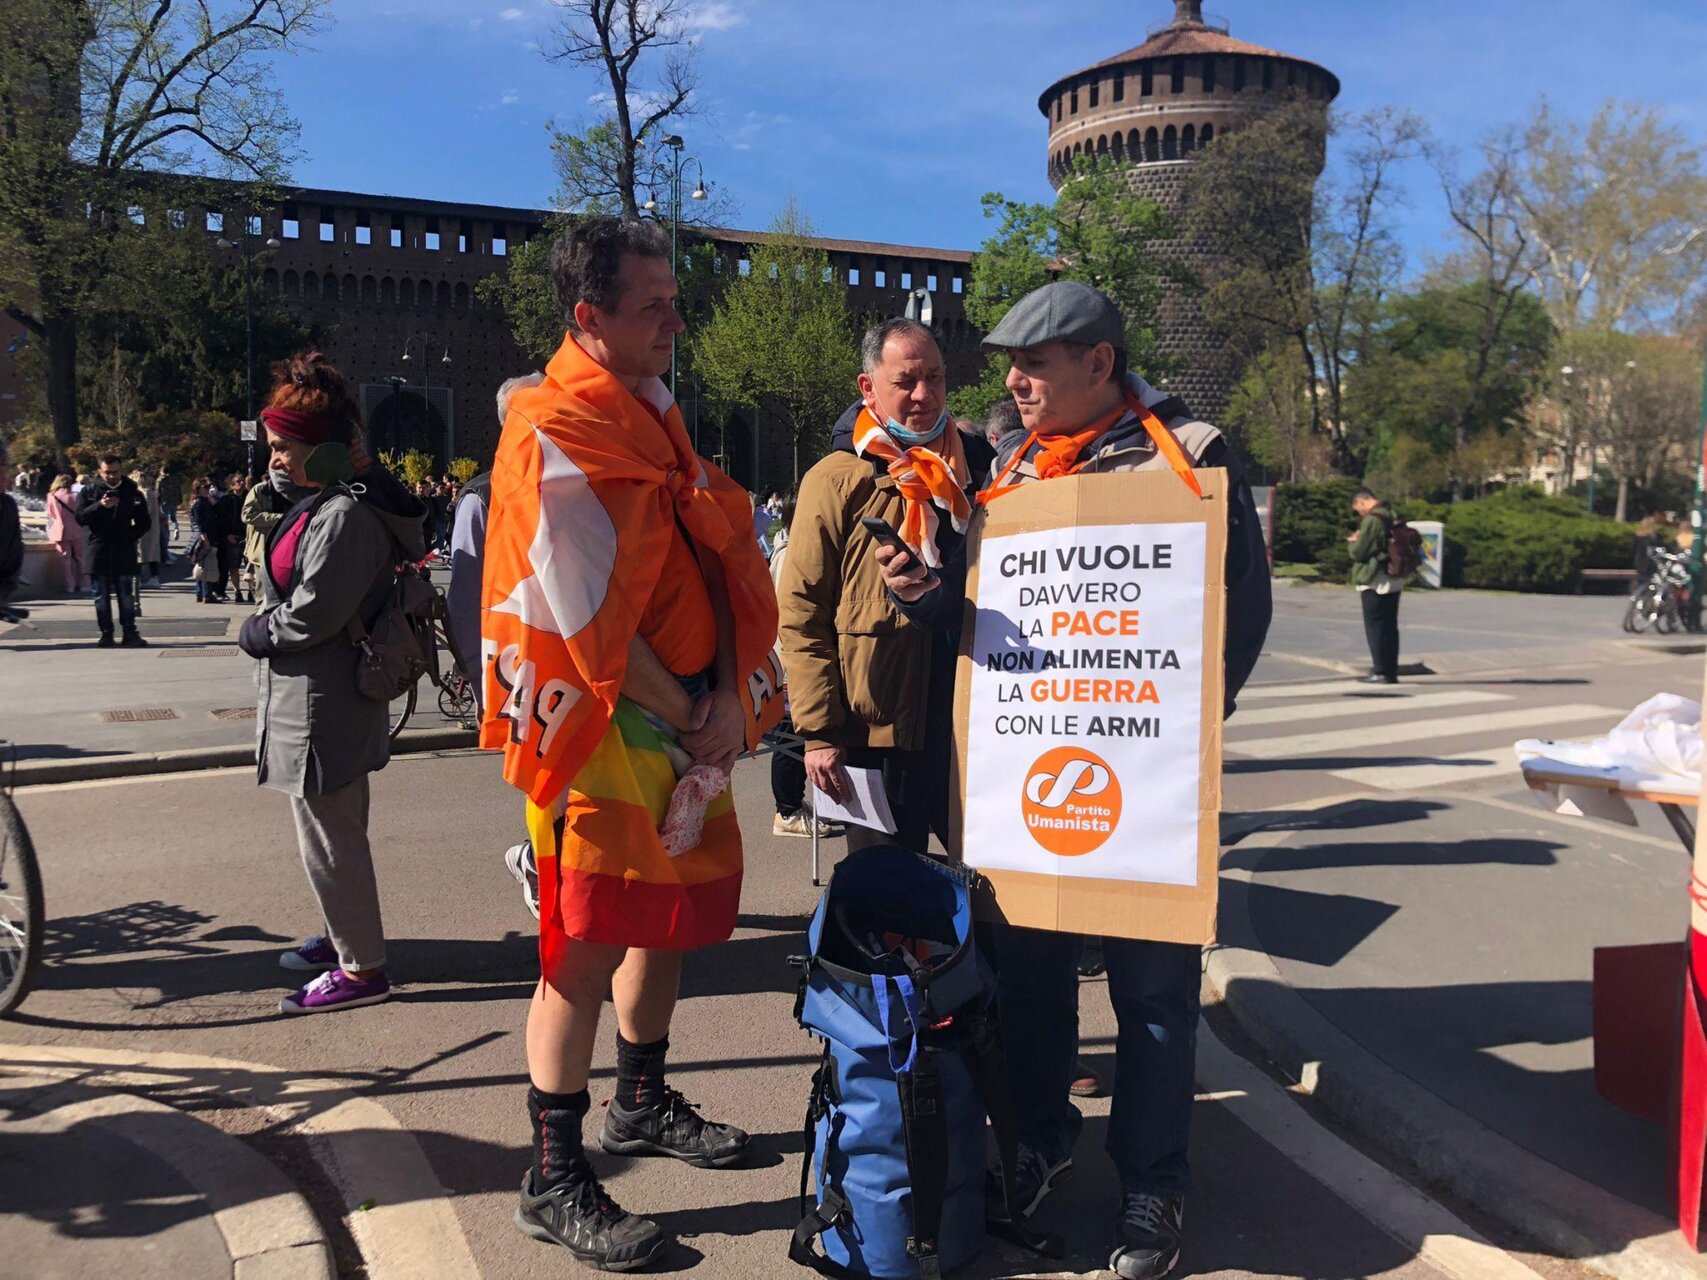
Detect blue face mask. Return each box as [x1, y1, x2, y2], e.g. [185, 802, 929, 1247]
[880, 408, 948, 448]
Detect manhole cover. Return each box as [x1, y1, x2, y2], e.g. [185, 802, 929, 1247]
[210, 707, 257, 720]
[98, 708, 180, 723]
[159, 647, 243, 658]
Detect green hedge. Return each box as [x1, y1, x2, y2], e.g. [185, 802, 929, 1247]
[1272, 483, 1635, 593]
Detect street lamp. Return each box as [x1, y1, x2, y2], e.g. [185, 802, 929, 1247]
[646, 133, 709, 397]
[401, 337, 453, 464]
[217, 218, 283, 472]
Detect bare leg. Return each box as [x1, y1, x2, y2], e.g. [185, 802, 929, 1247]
[611, 948, 683, 1045]
[527, 938, 626, 1093]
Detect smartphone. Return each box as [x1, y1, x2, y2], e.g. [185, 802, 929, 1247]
[860, 516, 937, 583]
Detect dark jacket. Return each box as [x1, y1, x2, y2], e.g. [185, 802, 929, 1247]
[775, 403, 994, 753]
[0, 492, 21, 602]
[214, 489, 243, 547]
[894, 381, 1272, 717]
[189, 495, 219, 540]
[1349, 503, 1396, 588]
[75, 476, 152, 577]
[158, 473, 183, 509]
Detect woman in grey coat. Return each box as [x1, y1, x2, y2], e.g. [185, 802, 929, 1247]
[237, 352, 426, 1015]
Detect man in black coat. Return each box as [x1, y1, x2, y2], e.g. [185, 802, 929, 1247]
[75, 454, 152, 647]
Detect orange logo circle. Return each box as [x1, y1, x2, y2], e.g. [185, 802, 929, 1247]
[1020, 746, 1123, 857]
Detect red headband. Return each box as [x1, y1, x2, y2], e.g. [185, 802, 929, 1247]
[260, 406, 337, 446]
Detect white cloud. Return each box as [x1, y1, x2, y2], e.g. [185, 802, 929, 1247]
[685, 3, 743, 34]
[499, 6, 524, 19]
[502, 90, 520, 105]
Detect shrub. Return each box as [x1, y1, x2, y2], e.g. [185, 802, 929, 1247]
[448, 456, 480, 484]
[1271, 477, 1363, 566]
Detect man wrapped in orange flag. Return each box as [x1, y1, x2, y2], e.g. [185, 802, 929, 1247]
[480, 217, 783, 1271]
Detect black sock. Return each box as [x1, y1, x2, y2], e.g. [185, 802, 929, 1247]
[528, 1085, 591, 1190]
[615, 1033, 669, 1108]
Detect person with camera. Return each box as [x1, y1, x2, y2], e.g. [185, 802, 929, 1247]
[236, 351, 426, 1016]
[75, 454, 152, 648]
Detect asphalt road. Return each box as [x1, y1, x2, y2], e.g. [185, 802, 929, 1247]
[4, 584, 1691, 1279]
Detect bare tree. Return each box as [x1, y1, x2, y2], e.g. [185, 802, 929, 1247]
[1, 0, 326, 454]
[544, 0, 701, 221]
[1513, 99, 1707, 332]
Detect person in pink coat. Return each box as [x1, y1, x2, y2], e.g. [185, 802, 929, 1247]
[44, 474, 89, 593]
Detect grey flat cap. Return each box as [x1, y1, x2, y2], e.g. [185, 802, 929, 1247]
[981, 280, 1125, 351]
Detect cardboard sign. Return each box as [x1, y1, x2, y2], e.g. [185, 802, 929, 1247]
[952, 469, 1228, 945]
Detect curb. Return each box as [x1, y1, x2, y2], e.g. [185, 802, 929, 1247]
[1209, 802, 1706, 1280]
[13, 726, 478, 788]
[0, 1068, 334, 1278]
[0, 1043, 480, 1280]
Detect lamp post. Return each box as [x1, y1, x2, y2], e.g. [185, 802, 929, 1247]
[401, 336, 452, 464]
[643, 133, 708, 398]
[217, 216, 282, 473]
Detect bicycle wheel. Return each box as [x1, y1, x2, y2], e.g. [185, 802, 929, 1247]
[438, 678, 476, 726]
[0, 793, 45, 1018]
[388, 682, 417, 740]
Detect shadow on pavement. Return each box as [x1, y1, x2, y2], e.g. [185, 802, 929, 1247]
[1225, 836, 1560, 873]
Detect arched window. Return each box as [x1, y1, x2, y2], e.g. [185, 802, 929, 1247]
[399, 278, 415, 307]
[1181, 124, 1196, 154]
[1200, 123, 1214, 147]
[1096, 134, 1109, 155]
[303, 271, 319, 299]
[454, 282, 470, 309]
[1145, 128, 1160, 162]
[342, 273, 357, 302]
[381, 276, 396, 305]
[361, 275, 377, 303]
[1111, 131, 1124, 159]
[436, 280, 451, 308]
[1073, 141, 1082, 157]
[322, 275, 338, 301]
[1128, 128, 1140, 156]
[1162, 125, 1178, 159]
[281, 270, 298, 297]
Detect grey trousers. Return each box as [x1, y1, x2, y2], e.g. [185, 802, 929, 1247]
[289, 776, 386, 972]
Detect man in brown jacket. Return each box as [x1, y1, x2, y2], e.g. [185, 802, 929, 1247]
[776, 318, 993, 851]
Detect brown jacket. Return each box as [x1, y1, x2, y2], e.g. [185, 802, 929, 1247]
[776, 449, 934, 752]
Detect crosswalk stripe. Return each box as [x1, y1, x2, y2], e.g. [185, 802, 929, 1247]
[1328, 749, 1519, 791]
[1231, 689, 1508, 728]
[1240, 679, 1377, 701]
[1226, 703, 1622, 761]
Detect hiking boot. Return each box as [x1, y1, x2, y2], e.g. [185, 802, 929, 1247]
[279, 968, 391, 1014]
[279, 934, 339, 972]
[600, 1088, 750, 1169]
[514, 1171, 667, 1272]
[987, 1144, 1073, 1223]
[1109, 1191, 1184, 1280]
[121, 631, 148, 648]
[504, 841, 540, 920]
[96, 633, 116, 648]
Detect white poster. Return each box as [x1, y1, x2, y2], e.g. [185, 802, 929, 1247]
[962, 522, 1207, 886]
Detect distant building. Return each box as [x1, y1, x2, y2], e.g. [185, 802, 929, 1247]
[1037, 0, 1339, 423]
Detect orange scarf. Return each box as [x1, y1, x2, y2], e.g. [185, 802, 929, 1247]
[982, 390, 1205, 504]
[851, 408, 972, 568]
[480, 335, 784, 806]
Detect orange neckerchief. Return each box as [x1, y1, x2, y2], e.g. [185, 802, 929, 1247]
[980, 391, 1205, 505]
[851, 408, 971, 568]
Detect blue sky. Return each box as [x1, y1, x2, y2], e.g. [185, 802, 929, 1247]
[264, 0, 1707, 276]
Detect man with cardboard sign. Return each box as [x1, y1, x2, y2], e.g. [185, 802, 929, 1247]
[880, 281, 1270, 1280]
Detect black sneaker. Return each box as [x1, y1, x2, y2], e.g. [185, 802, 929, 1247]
[599, 1088, 750, 1168]
[121, 631, 148, 648]
[1109, 1191, 1184, 1280]
[987, 1143, 1073, 1223]
[514, 1171, 667, 1272]
[96, 633, 116, 648]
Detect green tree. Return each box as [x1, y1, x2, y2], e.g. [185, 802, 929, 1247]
[691, 200, 858, 485]
[476, 217, 572, 361]
[950, 155, 1177, 419]
[0, 0, 327, 458]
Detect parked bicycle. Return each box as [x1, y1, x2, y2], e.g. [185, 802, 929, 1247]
[387, 574, 478, 739]
[0, 730, 44, 1018]
[1623, 547, 1699, 634]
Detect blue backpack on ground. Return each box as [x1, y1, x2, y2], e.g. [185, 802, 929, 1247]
[788, 846, 1056, 1279]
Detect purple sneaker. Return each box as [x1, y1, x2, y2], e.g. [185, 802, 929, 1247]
[280, 968, 391, 1015]
[279, 934, 339, 972]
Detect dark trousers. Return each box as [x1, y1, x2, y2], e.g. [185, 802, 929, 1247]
[772, 718, 808, 818]
[1359, 587, 1401, 679]
[994, 926, 1199, 1195]
[844, 739, 954, 855]
[91, 573, 138, 637]
[217, 542, 238, 594]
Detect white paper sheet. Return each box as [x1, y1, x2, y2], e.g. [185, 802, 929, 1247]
[812, 767, 897, 835]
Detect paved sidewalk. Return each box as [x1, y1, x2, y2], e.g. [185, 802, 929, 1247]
[1210, 786, 1707, 1279]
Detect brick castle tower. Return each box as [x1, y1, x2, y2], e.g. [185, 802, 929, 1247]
[1037, 0, 1338, 423]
